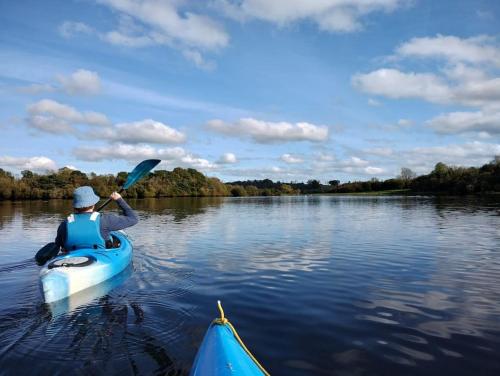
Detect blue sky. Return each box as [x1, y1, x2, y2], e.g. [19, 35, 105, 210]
[1, 0, 499, 182]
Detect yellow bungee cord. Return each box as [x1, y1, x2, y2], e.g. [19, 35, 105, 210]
[212, 300, 271, 376]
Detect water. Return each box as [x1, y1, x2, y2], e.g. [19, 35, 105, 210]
[0, 196, 499, 375]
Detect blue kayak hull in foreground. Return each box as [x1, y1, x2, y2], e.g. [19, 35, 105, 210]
[39, 231, 132, 303]
[190, 303, 268, 376]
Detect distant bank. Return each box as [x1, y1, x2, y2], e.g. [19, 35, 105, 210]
[0, 159, 499, 201]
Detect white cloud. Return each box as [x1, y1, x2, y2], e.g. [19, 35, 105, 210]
[478, 131, 492, 139]
[354, 68, 500, 109]
[16, 83, 56, 94]
[281, 153, 304, 164]
[27, 99, 110, 134]
[398, 118, 413, 127]
[84, 112, 110, 126]
[311, 154, 385, 176]
[25, 100, 187, 144]
[28, 100, 82, 122]
[207, 118, 329, 143]
[182, 49, 215, 70]
[443, 63, 488, 82]
[60, 1, 229, 67]
[338, 142, 499, 178]
[316, 152, 335, 161]
[368, 98, 382, 106]
[17, 69, 101, 96]
[177, 154, 216, 170]
[352, 68, 451, 103]
[405, 141, 500, 169]
[221, 166, 298, 180]
[28, 115, 75, 134]
[426, 111, 500, 135]
[217, 153, 238, 164]
[99, 0, 228, 49]
[476, 10, 494, 21]
[57, 69, 101, 95]
[216, 0, 409, 32]
[352, 34, 500, 129]
[73, 144, 216, 169]
[340, 156, 369, 167]
[0, 156, 57, 172]
[364, 147, 393, 156]
[74, 144, 179, 161]
[96, 119, 186, 144]
[59, 21, 94, 38]
[396, 35, 500, 67]
[453, 76, 500, 109]
[100, 14, 159, 47]
[102, 29, 156, 47]
[223, 153, 387, 182]
[365, 141, 500, 175]
[364, 166, 384, 174]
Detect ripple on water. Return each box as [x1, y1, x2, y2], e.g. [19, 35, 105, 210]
[0, 290, 192, 374]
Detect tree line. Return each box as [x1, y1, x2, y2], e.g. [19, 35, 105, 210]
[0, 167, 297, 200]
[410, 160, 500, 194]
[0, 158, 498, 201]
[323, 159, 500, 195]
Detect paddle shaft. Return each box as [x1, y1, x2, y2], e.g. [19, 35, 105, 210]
[95, 187, 124, 212]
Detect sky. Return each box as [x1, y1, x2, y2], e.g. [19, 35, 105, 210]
[0, 0, 499, 183]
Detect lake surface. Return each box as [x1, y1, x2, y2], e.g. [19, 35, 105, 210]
[0, 195, 499, 375]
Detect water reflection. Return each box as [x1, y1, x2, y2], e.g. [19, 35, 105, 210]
[0, 202, 16, 230]
[131, 197, 224, 222]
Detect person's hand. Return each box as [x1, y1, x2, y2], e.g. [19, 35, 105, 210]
[110, 191, 122, 201]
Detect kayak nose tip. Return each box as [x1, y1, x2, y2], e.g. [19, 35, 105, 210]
[41, 272, 69, 304]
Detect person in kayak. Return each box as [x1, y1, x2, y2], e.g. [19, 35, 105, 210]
[55, 186, 138, 251]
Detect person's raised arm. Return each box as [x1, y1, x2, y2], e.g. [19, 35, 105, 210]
[104, 192, 138, 231]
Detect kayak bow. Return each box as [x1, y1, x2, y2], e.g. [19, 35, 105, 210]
[190, 301, 270, 376]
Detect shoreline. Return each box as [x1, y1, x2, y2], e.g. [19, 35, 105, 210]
[1, 190, 499, 203]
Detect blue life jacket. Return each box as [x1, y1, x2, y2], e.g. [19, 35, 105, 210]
[64, 212, 107, 250]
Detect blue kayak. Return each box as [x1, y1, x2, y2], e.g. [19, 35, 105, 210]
[190, 301, 269, 376]
[39, 231, 132, 303]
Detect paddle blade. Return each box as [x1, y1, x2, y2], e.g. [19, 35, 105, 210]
[123, 159, 161, 189]
[35, 242, 60, 266]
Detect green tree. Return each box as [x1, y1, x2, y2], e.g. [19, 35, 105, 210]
[328, 180, 340, 187]
[230, 185, 247, 197]
[307, 179, 321, 190]
[433, 162, 450, 178]
[399, 167, 416, 181]
[280, 184, 295, 195]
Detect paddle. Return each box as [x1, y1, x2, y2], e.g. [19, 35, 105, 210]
[35, 242, 60, 266]
[34, 159, 161, 266]
[95, 159, 161, 212]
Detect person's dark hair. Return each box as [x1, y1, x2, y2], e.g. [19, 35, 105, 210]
[75, 205, 94, 213]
